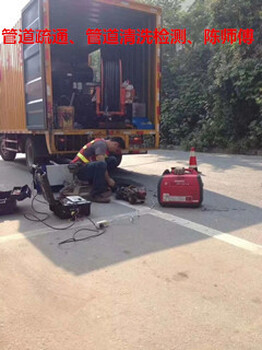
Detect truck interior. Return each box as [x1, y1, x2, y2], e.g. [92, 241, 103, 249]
[49, 0, 157, 130]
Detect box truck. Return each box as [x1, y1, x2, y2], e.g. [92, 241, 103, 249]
[0, 0, 161, 169]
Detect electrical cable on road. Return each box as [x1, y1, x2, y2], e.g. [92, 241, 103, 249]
[58, 218, 106, 245]
[24, 190, 76, 230]
[23, 174, 154, 246]
[24, 192, 107, 244]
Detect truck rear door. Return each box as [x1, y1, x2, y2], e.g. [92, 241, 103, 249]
[22, 0, 46, 130]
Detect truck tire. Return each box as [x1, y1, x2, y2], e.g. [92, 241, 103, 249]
[0, 137, 16, 161]
[25, 137, 37, 171]
[25, 136, 50, 171]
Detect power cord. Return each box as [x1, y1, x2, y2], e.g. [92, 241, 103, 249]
[34, 197, 49, 205]
[24, 170, 78, 230]
[24, 190, 76, 230]
[24, 169, 152, 246]
[24, 184, 107, 244]
[58, 217, 106, 245]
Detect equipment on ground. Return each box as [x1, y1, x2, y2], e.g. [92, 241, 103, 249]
[157, 167, 203, 207]
[33, 166, 91, 219]
[0, 185, 31, 215]
[60, 163, 92, 198]
[115, 184, 146, 204]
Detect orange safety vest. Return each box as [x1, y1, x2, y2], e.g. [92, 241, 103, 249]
[71, 138, 109, 164]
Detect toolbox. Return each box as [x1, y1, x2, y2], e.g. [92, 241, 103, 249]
[0, 185, 31, 215]
[157, 168, 203, 207]
[34, 166, 91, 219]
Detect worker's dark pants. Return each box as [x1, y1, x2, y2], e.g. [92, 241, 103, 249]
[106, 156, 118, 173]
[77, 156, 117, 195]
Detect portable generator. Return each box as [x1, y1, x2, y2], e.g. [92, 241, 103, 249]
[157, 167, 203, 207]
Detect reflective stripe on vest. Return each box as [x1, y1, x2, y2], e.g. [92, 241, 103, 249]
[74, 138, 109, 164]
[75, 139, 101, 164]
[76, 152, 90, 163]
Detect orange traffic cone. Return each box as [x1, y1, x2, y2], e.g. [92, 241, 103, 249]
[189, 147, 198, 171]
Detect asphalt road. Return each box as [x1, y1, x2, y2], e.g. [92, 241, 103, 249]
[0, 150, 262, 350]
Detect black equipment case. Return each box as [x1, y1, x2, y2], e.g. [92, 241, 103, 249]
[0, 185, 31, 215]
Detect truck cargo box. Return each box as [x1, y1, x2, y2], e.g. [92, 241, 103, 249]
[0, 0, 161, 167]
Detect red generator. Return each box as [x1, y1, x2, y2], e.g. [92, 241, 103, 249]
[157, 168, 203, 207]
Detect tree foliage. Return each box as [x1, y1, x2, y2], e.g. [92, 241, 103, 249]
[146, 0, 262, 152]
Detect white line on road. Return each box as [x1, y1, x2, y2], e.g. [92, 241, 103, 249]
[113, 200, 262, 256]
[0, 200, 261, 256]
[149, 209, 262, 255]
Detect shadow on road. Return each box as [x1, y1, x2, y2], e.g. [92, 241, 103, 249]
[0, 164, 261, 275]
[124, 150, 262, 173]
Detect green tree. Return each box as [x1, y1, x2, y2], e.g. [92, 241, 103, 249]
[144, 0, 262, 151]
[206, 0, 262, 151]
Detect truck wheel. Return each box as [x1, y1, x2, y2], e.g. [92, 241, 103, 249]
[0, 137, 16, 161]
[25, 137, 37, 171]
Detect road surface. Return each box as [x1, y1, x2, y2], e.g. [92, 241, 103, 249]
[0, 150, 262, 350]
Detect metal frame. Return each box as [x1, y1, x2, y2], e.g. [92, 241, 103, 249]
[0, 0, 162, 155]
[22, 0, 47, 130]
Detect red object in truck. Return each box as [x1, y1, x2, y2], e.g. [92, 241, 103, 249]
[157, 168, 203, 207]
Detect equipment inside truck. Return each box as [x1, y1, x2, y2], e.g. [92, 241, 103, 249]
[50, 0, 156, 130]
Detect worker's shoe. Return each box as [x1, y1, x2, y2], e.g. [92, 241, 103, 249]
[90, 193, 111, 203]
[100, 189, 112, 198]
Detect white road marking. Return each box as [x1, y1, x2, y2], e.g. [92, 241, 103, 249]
[0, 199, 261, 256]
[149, 209, 262, 255]
[112, 200, 262, 256]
